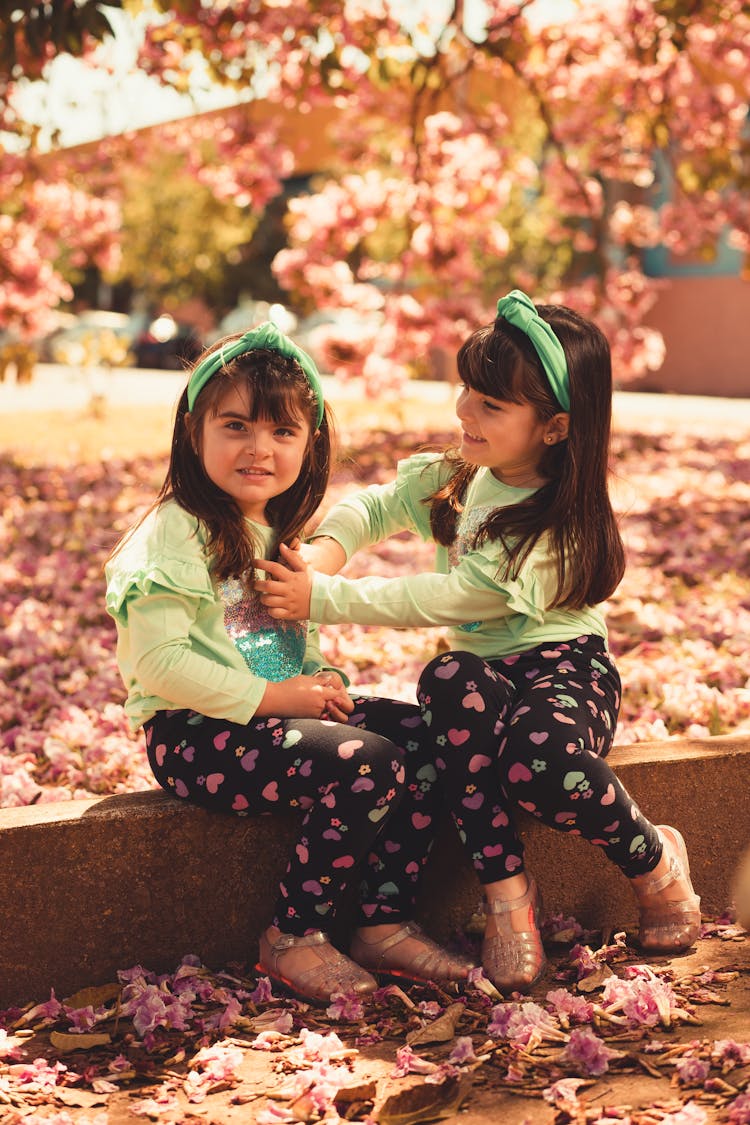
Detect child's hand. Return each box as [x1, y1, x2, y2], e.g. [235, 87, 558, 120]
[257, 673, 353, 721]
[254, 541, 313, 620]
[313, 670, 354, 722]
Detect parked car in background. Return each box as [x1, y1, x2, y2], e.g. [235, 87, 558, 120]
[34, 311, 78, 361]
[132, 313, 203, 370]
[207, 300, 298, 345]
[48, 310, 139, 367]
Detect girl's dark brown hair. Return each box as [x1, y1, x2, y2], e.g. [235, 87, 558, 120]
[430, 305, 625, 609]
[113, 337, 334, 587]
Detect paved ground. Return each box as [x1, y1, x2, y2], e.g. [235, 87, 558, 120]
[2, 363, 750, 437]
[5, 927, 749, 1124]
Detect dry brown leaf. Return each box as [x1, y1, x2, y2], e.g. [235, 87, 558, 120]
[63, 983, 122, 1010]
[334, 1080, 378, 1105]
[376, 1075, 467, 1125]
[55, 1087, 111, 1108]
[49, 1030, 112, 1052]
[576, 964, 614, 992]
[406, 1002, 465, 1046]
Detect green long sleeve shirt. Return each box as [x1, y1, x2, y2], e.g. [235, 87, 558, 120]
[310, 453, 607, 660]
[105, 500, 337, 729]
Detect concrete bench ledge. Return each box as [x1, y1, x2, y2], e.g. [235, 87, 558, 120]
[2, 735, 749, 1009]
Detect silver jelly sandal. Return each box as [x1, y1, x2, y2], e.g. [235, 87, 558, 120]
[257, 929, 377, 1004]
[481, 876, 546, 993]
[635, 825, 701, 953]
[351, 921, 476, 985]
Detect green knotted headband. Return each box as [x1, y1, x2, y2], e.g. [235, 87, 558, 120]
[496, 290, 570, 412]
[186, 321, 325, 426]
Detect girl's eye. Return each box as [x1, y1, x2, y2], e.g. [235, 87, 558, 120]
[275, 426, 296, 438]
[482, 399, 502, 412]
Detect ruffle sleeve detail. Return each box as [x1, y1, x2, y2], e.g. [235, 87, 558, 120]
[105, 557, 215, 621]
[105, 503, 215, 621]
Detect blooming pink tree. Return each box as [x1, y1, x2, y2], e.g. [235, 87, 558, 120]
[135, 0, 750, 386]
[0, 3, 124, 338]
[3, 1, 749, 379]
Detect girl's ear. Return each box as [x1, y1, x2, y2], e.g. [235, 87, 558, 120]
[545, 412, 569, 445]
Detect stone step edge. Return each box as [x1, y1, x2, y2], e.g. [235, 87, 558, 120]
[2, 735, 748, 1008]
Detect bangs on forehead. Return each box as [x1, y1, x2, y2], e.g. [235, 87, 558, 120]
[209, 366, 311, 424]
[459, 330, 527, 403]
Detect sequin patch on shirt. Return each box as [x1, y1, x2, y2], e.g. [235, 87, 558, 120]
[449, 504, 497, 633]
[219, 576, 307, 683]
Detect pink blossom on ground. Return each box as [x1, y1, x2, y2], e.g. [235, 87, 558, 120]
[448, 1036, 478, 1064]
[727, 1092, 750, 1125]
[326, 992, 366, 1022]
[561, 1027, 622, 1076]
[20, 989, 63, 1024]
[8, 1056, 68, 1091]
[249, 976, 276, 1003]
[675, 1055, 711, 1086]
[392, 1044, 439, 1077]
[0, 1029, 26, 1061]
[545, 988, 595, 1026]
[487, 1001, 564, 1045]
[711, 1038, 750, 1070]
[64, 1005, 97, 1032]
[118, 976, 195, 1039]
[660, 1102, 708, 1125]
[290, 1027, 349, 1064]
[600, 971, 683, 1028]
[184, 1041, 244, 1102]
[129, 1085, 181, 1118]
[543, 1076, 588, 1111]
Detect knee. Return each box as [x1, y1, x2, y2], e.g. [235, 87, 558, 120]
[418, 651, 513, 720]
[418, 650, 487, 697]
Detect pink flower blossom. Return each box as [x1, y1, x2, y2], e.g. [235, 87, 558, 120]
[711, 1038, 750, 1070]
[326, 991, 365, 1021]
[291, 1028, 348, 1064]
[543, 1076, 588, 1111]
[250, 976, 276, 1003]
[119, 980, 194, 1039]
[660, 1102, 708, 1125]
[569, 943, 600, 980]
[184, 1041, 243, 1102]
[9, 1056, 68, 1091]
[488, 1001, 563, 1045]
[675, 1055, 710, 1086]
[130, 1085, 180, 1118]
[561, 1028, 622, 1076]
[22, 989, 63, 1024]
[392, 1044, 439, 1077]
[600, 972, 682, 1028]
[728, 1092, 750, 1125]
[0, 1029, 26, 1061]
[448, 1036, 478, 1065]
[543, 914, 586, 943]
[545, 988, 594, 1026]
[65, 1005, 97, 1032]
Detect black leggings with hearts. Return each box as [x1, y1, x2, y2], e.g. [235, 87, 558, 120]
[416, 638, 663, 883]
[143, 695, 442, 935]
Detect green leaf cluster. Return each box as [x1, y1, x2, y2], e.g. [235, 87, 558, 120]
[0, 0, 122, 81]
